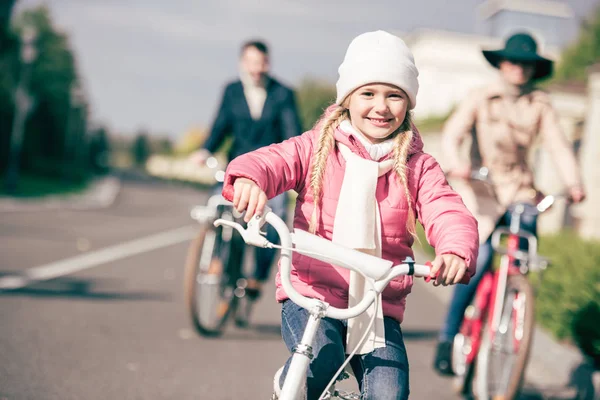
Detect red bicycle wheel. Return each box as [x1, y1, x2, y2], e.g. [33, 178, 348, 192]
[474, 274, 535, 399]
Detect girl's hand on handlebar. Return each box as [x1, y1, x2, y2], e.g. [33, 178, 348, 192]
[232, 178, 268, 223]
[428, 254, 468, 286]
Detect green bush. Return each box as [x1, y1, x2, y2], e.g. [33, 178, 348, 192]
[413, 112, 452, 135]
[551, 5, 600, 84]
[0, 173, 88, 197]
[295, 77, 336, 131]
[534, 231, 600, 367]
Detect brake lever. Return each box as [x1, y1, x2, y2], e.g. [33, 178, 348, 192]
[423, 261, 438, 283]
[213, 206, 273, 248]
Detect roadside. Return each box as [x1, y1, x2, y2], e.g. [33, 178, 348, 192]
[0, 174, 121, 213]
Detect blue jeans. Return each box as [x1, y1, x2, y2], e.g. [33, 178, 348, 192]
[439, 203, 538, 342]
[279, 300, 410, 400]
[212, 185, 288, 282]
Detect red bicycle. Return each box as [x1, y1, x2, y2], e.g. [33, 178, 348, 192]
[451, 168, 561, 399]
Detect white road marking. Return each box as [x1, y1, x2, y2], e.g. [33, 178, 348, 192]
[0, 225, 198, 290]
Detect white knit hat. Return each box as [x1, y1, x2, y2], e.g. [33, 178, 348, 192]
[336, 30, 419, 109]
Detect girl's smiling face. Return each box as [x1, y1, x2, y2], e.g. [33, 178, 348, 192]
[346, 83, 409, 144]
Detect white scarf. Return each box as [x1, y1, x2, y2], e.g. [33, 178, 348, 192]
[332, 120, 395, 354]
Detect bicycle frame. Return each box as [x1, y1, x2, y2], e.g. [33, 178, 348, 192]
[192, 194, 243, 276]
[185, 157, 263, 336]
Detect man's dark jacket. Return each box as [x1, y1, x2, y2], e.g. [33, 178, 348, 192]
[203, 77, 303, 162]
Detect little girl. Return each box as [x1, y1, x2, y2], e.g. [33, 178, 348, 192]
[221, 30, 479, 399]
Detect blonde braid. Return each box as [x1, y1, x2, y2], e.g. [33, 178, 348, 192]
[392, 112, 417, 239]
[308, 105, 349, 233]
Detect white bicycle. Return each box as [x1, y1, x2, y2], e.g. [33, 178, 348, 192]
[215, 207, 433, 400]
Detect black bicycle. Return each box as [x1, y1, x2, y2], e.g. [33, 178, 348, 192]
[183, 158, 252, 337]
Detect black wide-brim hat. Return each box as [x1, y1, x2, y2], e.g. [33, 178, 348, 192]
[482, 32, 553, 80]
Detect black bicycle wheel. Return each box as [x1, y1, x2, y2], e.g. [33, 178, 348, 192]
[184, 212, 242, 337]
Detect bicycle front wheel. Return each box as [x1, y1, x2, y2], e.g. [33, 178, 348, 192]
[183, 220, 239, 337]
[474, 274, 535, 400]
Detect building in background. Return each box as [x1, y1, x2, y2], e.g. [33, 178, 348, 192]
[402, 0, 573, 120]
[476, 0, 576, 47]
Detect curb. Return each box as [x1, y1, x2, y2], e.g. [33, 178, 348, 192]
[0, 175, 121, 213]
[412, 247, 599, 399]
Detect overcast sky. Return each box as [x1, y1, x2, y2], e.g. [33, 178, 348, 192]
[14, 0, 599, 138]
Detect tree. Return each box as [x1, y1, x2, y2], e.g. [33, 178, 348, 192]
[132, 131, 151, 167]
[153, 136, 173, 155]
[553, 6, 600, 83]
[295, 77, 336, 131]
[0, 0, 17, 53]
[1, 5, 88, 181]
[0, 1, 19, 171]
[88, 126, 111, 174]
[20, 6, 80, 167]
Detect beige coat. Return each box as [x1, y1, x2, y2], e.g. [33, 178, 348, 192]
[442, 81, 582, 243]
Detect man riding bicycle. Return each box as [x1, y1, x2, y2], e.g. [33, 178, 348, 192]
[189, 39, 302, 325]
[433, 31, 586, 375]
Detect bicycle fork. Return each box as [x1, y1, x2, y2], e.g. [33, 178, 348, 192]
[489, 233, 529, 349]
[279, 303, 328, 400]
[464, 272, 494, 365]
[491, 253, 510, 335]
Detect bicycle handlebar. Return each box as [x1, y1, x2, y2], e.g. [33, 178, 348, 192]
[213, 208, 432, 320]
[448, 167, 570, 215]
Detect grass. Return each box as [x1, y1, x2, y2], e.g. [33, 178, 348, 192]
[0, 174, 89, 198]
[414, 111, 452, 134]
[415, 222, 435, 256]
